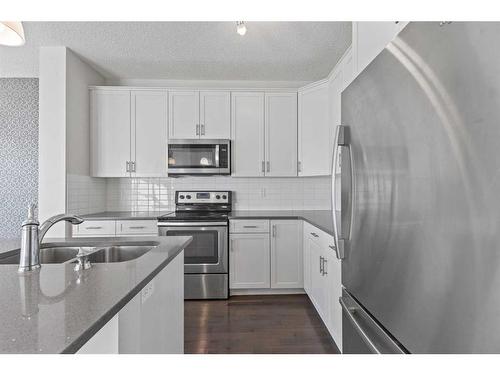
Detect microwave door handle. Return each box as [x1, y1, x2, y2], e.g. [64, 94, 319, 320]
[215, 145, 220, 167]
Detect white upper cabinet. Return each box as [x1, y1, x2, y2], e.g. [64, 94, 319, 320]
[132, 90, 168, 177]
[169, 90, 231, 139]
[199, 91, 231, 138]
[298, 81, 330, 176]
[270, 220, 303, 289]
[91, 88, 168, 178]
[231, 92, 265, 177]
[265, 93, 298, 177]
[91, 89, 131, 177]
[232, 91, 298, 177]
[168, 91, 200, 139]
[352, 21, 408, 77]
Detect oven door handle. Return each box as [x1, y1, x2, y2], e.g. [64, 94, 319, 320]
[158, 221, 228, 227]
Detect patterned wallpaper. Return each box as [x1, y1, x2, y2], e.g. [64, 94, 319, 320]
[0, 78, 39, 239]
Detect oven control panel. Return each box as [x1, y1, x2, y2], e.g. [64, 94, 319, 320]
[176, 191, 231, 204]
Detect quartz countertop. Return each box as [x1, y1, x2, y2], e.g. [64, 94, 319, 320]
[0, 235, 191, 354]
[81, 210, 334, 236]
[229, 210, 334, 235]
[81, 211, 172, 220]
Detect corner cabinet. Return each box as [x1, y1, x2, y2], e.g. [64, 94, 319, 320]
[90, 88, 168, 177]
[168, 90, 231, 139]
[231, 92, 297, 177]
[298, 82, 330, 176]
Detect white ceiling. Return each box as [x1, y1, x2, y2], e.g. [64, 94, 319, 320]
[0, 22, 351, 82]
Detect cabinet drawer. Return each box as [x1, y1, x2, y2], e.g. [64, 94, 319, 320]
[75, 220, 116, 237]
[303, 221, 336, 254]
[116, 220, 158, 235]
[230, 220, 269, 233]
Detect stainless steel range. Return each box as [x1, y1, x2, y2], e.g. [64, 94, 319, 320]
[157, 191, 231, 299]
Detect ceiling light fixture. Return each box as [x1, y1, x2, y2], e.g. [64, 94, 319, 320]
[0, 21, 25, 46]
[236, 21, 247, 36]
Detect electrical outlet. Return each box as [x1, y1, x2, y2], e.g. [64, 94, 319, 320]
[141, 281, 154, 304]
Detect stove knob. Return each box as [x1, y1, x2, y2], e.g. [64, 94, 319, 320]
[216, 195, 221, 199]
[222, 195, 227, 200]
[179, 195, 185, 199]
[186, 195, 191, 199]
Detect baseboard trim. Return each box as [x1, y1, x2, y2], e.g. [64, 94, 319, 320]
[230, 288, 306, 296]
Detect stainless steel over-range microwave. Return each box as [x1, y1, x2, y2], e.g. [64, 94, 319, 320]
[167, 139, 231, 176]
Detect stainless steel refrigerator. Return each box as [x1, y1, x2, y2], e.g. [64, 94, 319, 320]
[335, 22, 500, 353]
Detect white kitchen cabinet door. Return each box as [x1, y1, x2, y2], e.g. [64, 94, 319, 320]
[265, 93, 298, 177]
[310, 239, 329, 322]
[352, 21, 408, 77]
[324, 247, 343, 352]
[328, 71, 343, 173]
[270, 220, 303, 289]
[230, 233, 270, 289]
[91, 90, 131, 177]
[298, 82, 330, 176]
[132, 90, 168, 177]
[168, 91, 199, 139]
[231, 92, 265, 177]
[199, 91, 231, 138]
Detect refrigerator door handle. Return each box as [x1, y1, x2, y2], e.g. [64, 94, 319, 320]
[339, 292, 406, 354]
[331, 125, 352, 260]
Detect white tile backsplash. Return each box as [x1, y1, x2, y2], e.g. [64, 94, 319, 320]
[106, 176, 331, 212]
[67, 174, 107, 214]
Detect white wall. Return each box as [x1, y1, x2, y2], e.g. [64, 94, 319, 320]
[66, 49, 105, 175]
[38, 47, 67, 236]
[38, 47, 107, 236]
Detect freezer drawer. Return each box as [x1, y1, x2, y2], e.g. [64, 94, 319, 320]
[340, 289, 406, 354]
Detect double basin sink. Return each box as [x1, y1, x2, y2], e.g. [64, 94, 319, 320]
[0, 242, 158, 265]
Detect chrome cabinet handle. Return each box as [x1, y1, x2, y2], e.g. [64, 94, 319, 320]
[128, 226, 146, 229]
[266, 161, 270, 173]
[319, 256, 323, 274]
[196, 124, 200, 136]
[261, 161, 265, 173]
[130, 161, 136, 172]
[243, 225, 258, 228]
[201, 124, 205, 136]
[272, 224, 276, 238]
[126, 161, 130, 173]
[298, 161, 302, 173]
[322, 258, 328, 276]
[310, 232, 319, 238]
[85, 226, 102, 230]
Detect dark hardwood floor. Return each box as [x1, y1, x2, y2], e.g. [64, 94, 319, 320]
[184, 294, 340, 354]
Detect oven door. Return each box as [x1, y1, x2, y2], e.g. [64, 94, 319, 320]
[159, 223, 228, 274]
[167, 140, 230, 175]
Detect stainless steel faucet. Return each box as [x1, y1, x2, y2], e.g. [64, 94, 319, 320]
[19, 204, 84, 273]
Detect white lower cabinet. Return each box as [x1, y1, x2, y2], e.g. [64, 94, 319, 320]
[230, 233, 271, 289]
[230, 219, 303, 292]
[77, 250, 184, 354]
[73, 219, 158, 238]
[270, 220, 303, 289]
[303, 222, 342, 352]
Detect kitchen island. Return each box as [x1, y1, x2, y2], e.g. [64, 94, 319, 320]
[0, 235, 191, 354]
